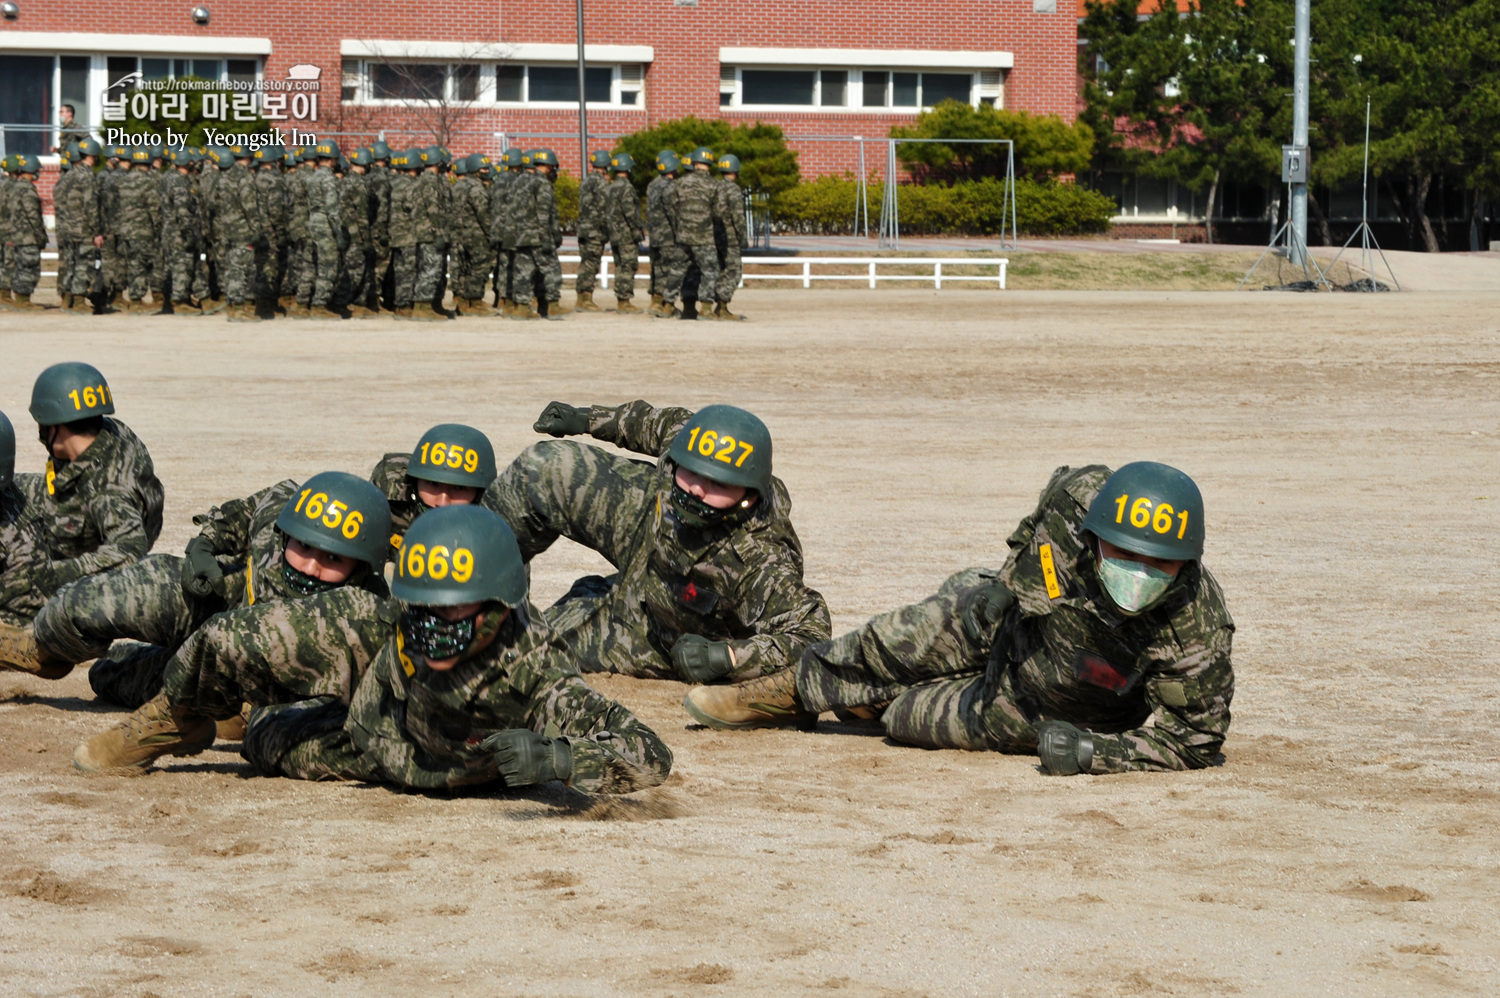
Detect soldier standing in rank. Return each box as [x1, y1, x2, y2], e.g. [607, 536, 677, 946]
[573, 150, 612, 313]
[646, 150, 684, 318]
[712, 154, 749, 321]
[1, 155, 48, 311]
[199, 148, 224, 309]
[116, 149, 162, 314]
[409, 146, 451, 321]
[0, 156, 15, 307]
[295, 141, 345, 320]
[214, 144, 267, 323]
[57, 139, 105, 314]
[51, 148, 79, 309]
[340, 148, 376, 318]
[366, 141, 394, 312]
[283, 148, 314, 317]
[158, 148, 207, 315]
[250, 145, 287, 318]
[488, 149, 524, 316]
[668, 148, 725, 320]
[685, 463, 1237, 779]
[97, 147, 130, 311]
[387, 149, 419, 319]
[520, 149, 570, 319]
[603, 153, 645, 314]
[148, 146, 171, 307]
[450, 153, 494, 316]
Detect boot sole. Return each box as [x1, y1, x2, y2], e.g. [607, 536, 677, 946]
[72, 730, 215, 773]
[682, 693, 817, 731]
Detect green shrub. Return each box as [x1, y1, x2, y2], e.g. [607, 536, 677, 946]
[553, 171, 580, 229]
[769, 177, 1116, 236]
[614, 116, 800, 196]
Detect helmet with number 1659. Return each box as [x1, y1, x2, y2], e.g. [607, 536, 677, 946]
[667, 404, 773, 495]
[1082, 461, 1205, 562]
[275, 471, 393, 571]
[408, 424, 497, 492]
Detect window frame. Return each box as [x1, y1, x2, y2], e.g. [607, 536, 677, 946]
[722, 66, 980, 111]
[341, 60, 645, 109]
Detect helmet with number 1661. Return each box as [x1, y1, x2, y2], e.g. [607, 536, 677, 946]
[275, 471, 393, 571]
[30, 362, 115, 425]
[1082, 461, 1205, 562]
[667, 404, 773, 495]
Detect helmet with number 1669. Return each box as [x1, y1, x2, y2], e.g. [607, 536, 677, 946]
[391, 505, 528, 607]
[276, 471, 393, 571]
[1082, 461, 1205, 562]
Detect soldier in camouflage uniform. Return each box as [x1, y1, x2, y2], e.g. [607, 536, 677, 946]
[603, 153, 645, 313]
[0, 155, 13, 305]
[339, 148, 376, 318]
[198, 148, 224, 308]
[282, 148, 314, 316]
[646, 151, 685, 318]
[712, 154, 749, 321]
[214, 145, 267, 322]
[0, 365, 164, 644]
[0, 411, 53, 627]
[449, 153, 494, 315]
[488, 149, 524, 316]
[408, 146, 450, 321]
[296, 141, 346, 320]
[485, 400, 830, 682]
[687, 463, 1236, 776]
[252, 145, 288, 317]
[387, 150, 419, 318]
[51, 148, 80, 310]
[573, 150, 612, 312]
[507, 150, 567, 320]
[71, 506, 674, 796]
[367, 422, 495, 565]
[98, 147, 132, 310]
[1, 473, 390, 710]
[57, 139, 106, 314]
[116, 150, 162, 314]
[2, 155, 48, 311]
[366, 142, 394, 311]
[668, 149, 725, 319]
[158, 148, 207, 314]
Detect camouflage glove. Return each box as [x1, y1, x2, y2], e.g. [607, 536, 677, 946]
[532, 402, 591, 438]
[959, 581, 1014, 645]
[671, 634, 735, 683]
[482, 729, 573, 786]
[1036, 721, 1094, 776]
[180, 535, 225, 599]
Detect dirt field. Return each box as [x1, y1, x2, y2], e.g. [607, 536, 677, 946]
[1, 289, 1497, 997]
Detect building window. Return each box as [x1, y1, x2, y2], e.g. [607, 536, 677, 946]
[371, 63, 446, 101]
[725, 66, 978, 110]
[101, 55, 259, 86]
[527, 65, 611, 103]
[345, 61, 641, 107]
[742, 69, 816, 105]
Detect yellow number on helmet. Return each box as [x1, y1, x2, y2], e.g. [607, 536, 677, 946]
[322, 499, 347, 529]
[305, 492, 328, 520]
[1152, 503, 1175, 534]
[1129, 496, 1152, 529]
[343, 510, 364, 539]
[405, 543, 427, 578]
[451, 547, 474, 583]
[428, 545, 450, 580]
[429, 442, 447, 467]
[714, 434, 737, 463]
[446, 444, 463, 469]
[82, 386, 99, 408]
[698, 430, 718, 457]
[464, 449, 479, 474]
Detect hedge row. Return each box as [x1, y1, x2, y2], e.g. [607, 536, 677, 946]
[769, 176, 1117, 237]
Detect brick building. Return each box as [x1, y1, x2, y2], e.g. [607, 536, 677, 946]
[2, 0, 1079, 185]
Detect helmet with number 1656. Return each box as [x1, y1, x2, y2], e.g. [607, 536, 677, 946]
[276, 471, 393, 571]
[1082, 461, 1205, 562]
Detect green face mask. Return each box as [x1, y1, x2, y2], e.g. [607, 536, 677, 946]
[1097, 556, 1174, 615]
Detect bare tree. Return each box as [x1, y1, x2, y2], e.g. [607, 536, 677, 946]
[341, 41, 514, 147]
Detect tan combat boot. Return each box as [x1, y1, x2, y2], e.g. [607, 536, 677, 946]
[574, 291, 601, 313]
[409, 301, 442, 322]
[215, 701, 253, 742]
[649, 292, 664, 312]
[73, 692, 216, 772]
[346, 303, 376, 319]
[289, 301, 312, 319]
[648, 299, 678, 319]
[548, 298, 573, 317]
[107, 294, 127, 313]
[0, 624, 74, 680]
[714, 302, 745, 321]
[276, 295, 295, 315]
[616, 297, 643, 314]
[200, 297, 227, 316]
[514, 302, 541, 320]
[64, 295, 93, 315]
[682, 668, 817, 730]
[310, 305, 344, 320]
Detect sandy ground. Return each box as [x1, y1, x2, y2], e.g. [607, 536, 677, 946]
[1, 289, 1498, 997]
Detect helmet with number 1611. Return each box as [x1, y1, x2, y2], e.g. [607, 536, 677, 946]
[408, 423, 497, 492]
[275, 471, 393, 572]
[1082, 461, 1205, 562]
[391, 505, 528, 607]
[667, 404, 773, 495]
[30, 362, 115, 425]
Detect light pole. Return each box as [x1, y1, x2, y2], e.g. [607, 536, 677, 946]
[1288, 0, 1310, 264]
[576, 0, 588, 174]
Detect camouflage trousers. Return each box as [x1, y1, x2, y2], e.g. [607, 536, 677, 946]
[579, 239, 638, 299]
[535, 246, 564, 303]
[493, 248, 513, 302]
[0, 242, 10, 291]
[451, 240, 489, 301]
[797, 567, 1032, 753]
[298, 223, 343, 307]
[510, 249, 548, 306]
[55, 240, 78, 300]
[162, 587, 387, 722]
[648, 244, 684, 298]
[343, 244, 373, 309]
[221, 243, 261, 305]
[64, 242, 100, 297]
[715, 244, 742, 303]
[163, 241, 205, 304]
[415, 243, 446, 304]
[0, 509, 51, 626]
[204, 247, 222, 300]
[30, 553, 232, 707]
[241, 696, 379, 781]
[118, 236, 157, 302]
[280, 240, 303, 299]
[391, 246, 417, 308]
[661, 244, 714, 305]
[10, 246, 41, 296]
[487, 441, 672, 678]
[102, 235, 126, 297]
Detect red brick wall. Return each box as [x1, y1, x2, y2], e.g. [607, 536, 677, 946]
[6, 0, 1078, 178]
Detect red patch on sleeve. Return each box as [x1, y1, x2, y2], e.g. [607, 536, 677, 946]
[1076, 652, 1132, 692]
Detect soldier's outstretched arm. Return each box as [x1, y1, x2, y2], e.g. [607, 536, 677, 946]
[719, 561, 832, 680]
[587, 400, 693, 457]
[190, 479, 297, 558]
[525, 673, 674, 794]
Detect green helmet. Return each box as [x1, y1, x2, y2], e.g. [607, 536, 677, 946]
[313, 139, 341, 160]
[531, 148, 558, 168]
[656, 150, 680, 174]
[1082, 462, 1205, 562]
[414, 146, 435, 167]
[77, 137, 103, 159]
[130, 149, 152, 166]
[226, 143, 252, 161]
[149, 145, 166, 162]
[254, 144, 284, 167]
[437, 145, 452, 165]
[14, 154, 39, 175]
[470, 153, 491, 175]
[349, 147, 372, 167]
[60, 154, 72, 172]
[609, 151, 635, 173]
[392, 505, 527, 607]
[275, 471, 393, 571]
[688, 147, 715, 167]
[451, 155, 469, 176]
[716, 153, 741, 174]
[282, 149, 298, 168]
[407, 424, 497, 492]
[589, 149, 611, 169]
[667, 405, 773, 494]
[110, 144, 131, 160]
[501, 149, 523, 168]
[30, 362, 115, 425]
[0, 410, 14, 490]
[370, 140, 393, 161]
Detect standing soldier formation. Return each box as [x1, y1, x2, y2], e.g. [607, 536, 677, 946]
[6, 140, 755, 320]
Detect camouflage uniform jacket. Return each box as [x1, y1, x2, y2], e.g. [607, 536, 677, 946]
[339, 171, 371, 250]
[116, 170, 162, 248]
[989, 464, 1235, 773]
[576, 173, 608, 242]
[510, 173, 561, 249]
[9, 178, 46, 246]
[345, 600, 673, 793]
[191, 478, 389, 608]
[488, 170, 520, 249]
[50, 168, 81, 242]
[286, 164, 312, 244]
[0, 175, 13, 243]
[412, 172, 450, 246]
[0, 485, 50, 625]
[198, 164, 221, 251]
[14, 418, 165, 591]
[605, 176, 645, 245]
[451, 175, 490, 247]
[253, 168, 287, 251]
[214, 162, 265, 246]
[670, 170, 721, 245]
[387, 172, 416, 249]
[563, 401, 830, 678]
[366, 166, 391, 252]
[304, 167, 343, 238]
[714, 177, 748, 249]
[645, 175, 677, 247]
[97, 168, 123, 240]
[158, 171, 201, 250]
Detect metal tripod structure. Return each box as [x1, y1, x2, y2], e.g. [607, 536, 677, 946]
[1323, 98, 1400, 291]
